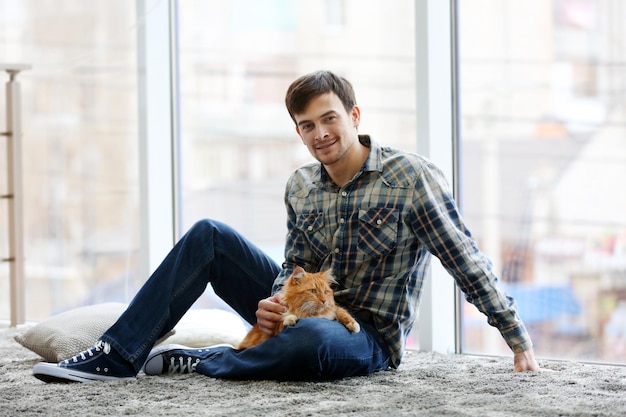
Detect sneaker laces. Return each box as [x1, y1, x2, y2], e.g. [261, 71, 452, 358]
[168, 356, 200, 374]
[65, 340, 112, 364]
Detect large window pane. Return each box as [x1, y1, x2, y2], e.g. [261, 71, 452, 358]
[177, 0, 417, 332]
[459, 0, 626, 363]
[0, 1, 141, 320]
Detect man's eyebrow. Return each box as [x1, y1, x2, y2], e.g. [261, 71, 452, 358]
[297, 110, 337, 128]
[297, 119, 312, 128]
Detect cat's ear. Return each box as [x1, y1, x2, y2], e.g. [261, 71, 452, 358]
[291, 266, 305, 282]
[324, 269, 338, 285]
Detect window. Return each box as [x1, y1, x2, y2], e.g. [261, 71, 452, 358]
[9, 1, 622, 366]
[458, 0, 626, 364]
[0, 1, 142, 320]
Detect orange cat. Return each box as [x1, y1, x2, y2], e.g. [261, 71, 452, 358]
[237, 266, 360, 350]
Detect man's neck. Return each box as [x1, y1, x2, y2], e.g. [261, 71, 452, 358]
[324, 141, 370, 187]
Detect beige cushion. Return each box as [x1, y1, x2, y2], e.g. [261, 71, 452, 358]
[14, 302, 128, 362]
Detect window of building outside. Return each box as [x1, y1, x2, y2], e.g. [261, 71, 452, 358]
[0, 1, 141, 320]
[176, 0, 418, 342]
[458, 0, 626, 364]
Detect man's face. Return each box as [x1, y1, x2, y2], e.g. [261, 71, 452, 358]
[293, 92, 360, 167]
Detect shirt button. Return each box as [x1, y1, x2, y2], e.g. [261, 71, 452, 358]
[307, 226, 313, 231]
[339, 218, 345, 224]
[376, 219, 382, 225]
[334, 248, 340, 254]
[341, 191, 348, 197]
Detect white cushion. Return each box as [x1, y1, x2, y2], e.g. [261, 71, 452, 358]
[157, 308, 247, 348]
[14, 303, 247, 362]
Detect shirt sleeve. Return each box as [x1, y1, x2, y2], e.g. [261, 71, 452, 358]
[410, 160, 533, 353]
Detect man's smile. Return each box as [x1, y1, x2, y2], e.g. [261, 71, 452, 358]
[315, 139, 338, 151]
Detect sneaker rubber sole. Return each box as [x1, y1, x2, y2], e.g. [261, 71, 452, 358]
[33, 362, 137, 383]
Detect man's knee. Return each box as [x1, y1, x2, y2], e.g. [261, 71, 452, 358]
[185, 219, 233, 246]
[189, 218, 218, 235]
[189, 218, 245, 243]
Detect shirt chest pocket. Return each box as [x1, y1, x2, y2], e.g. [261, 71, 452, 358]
[295, 212, 329, 259]
[357, 208, 399, 257]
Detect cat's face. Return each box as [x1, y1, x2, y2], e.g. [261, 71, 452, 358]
[283, 267, 336, 315]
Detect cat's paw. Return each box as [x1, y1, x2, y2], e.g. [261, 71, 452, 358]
[346, 321, 360, 333]
[283, 314, 298, 326]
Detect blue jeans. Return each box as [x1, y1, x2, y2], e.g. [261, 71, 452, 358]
[100, 219, 390, 380]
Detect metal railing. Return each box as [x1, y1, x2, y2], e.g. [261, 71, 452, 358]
[1, 64, 30, 327]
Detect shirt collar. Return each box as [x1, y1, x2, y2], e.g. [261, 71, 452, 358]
[359, 135, 384, 174]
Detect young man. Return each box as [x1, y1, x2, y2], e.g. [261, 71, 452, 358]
[33, 70, 539, 383]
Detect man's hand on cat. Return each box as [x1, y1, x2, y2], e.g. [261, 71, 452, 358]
[256, 294, 287, 336]
[513, 348, 542, 372]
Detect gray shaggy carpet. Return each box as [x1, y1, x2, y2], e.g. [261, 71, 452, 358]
[1, 326, 625, 416]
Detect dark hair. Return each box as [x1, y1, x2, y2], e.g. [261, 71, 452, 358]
[285, 70, 356, 124]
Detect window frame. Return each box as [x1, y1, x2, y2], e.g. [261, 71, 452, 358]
[414, 0, 461, 354]
[136, 0, 179, 280]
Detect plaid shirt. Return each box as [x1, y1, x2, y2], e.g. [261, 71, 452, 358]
[273, 136, 532, 368]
